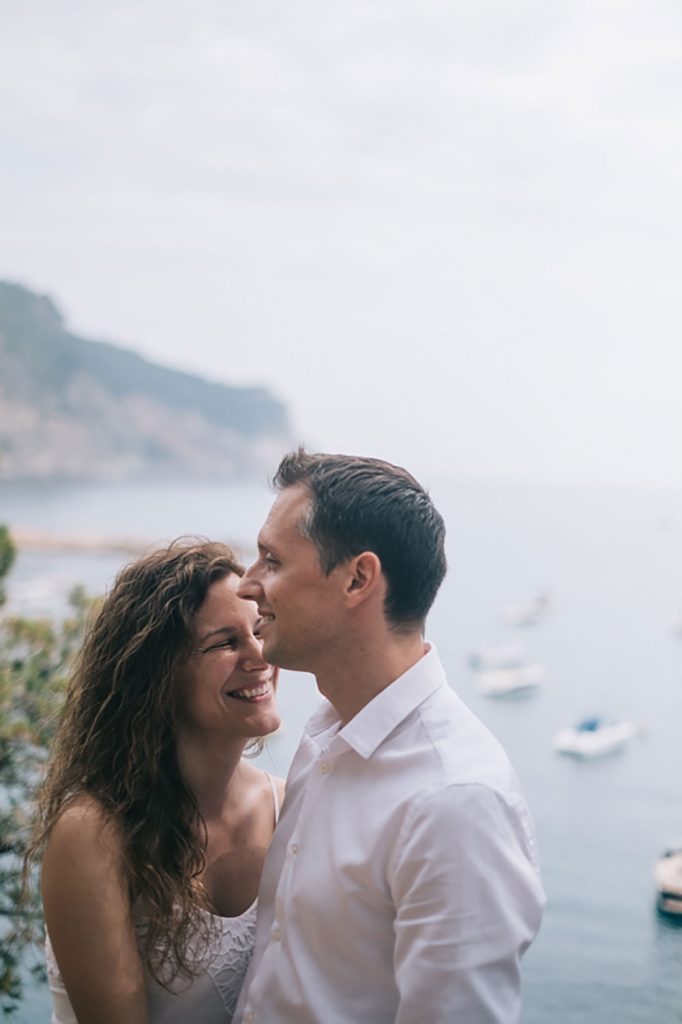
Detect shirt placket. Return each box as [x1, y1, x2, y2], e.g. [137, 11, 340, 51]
[243, 736, 343, 1024]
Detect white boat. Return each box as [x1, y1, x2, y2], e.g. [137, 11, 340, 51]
[553, 717, 636, 758]
[655, 847, 682, 916]
[468, 645, 526, 672]
[476, 663, 545, 697]
[503, 592, 551, 628]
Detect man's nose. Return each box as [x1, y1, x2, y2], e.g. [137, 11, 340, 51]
[237, 566, 259, 600]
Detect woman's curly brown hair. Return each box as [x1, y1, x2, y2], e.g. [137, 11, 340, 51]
[24, 537, 247, 986]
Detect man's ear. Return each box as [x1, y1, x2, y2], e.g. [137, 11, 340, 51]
[344, 551, 383, 608]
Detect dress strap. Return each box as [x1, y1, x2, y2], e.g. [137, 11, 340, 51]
[265, 771, 281, 824]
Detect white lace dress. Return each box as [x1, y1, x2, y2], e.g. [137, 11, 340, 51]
[45, 774, 279, 1024]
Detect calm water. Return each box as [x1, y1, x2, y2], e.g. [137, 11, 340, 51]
[3, 474, 682, 1023]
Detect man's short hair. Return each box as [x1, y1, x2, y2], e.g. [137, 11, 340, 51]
[273, 447, 447, 632]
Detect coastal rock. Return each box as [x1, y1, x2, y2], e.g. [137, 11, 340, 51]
[0, 281, 292, 482]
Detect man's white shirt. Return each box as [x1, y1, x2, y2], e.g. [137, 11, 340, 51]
[235, 645, 545, 1023]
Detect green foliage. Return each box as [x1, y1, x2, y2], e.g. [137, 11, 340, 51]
[0, 536, 92, 1015]
[0, 530, 16, 609]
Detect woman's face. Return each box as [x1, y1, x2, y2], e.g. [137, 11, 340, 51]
[175, 573, 281, 742]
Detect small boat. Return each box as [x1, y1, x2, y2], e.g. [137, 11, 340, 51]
[468, 645, 526, 672]
[503, 592, 551, 628]
[655, 847, 682, 916]
[553, 717, 636, 758]
[476, 663, 545, 697]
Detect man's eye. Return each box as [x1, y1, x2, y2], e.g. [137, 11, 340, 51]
[264, 554, 279, 567]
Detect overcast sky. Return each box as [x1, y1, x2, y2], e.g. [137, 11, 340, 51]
[1, 0, 681, 486]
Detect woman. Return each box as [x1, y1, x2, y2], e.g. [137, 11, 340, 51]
[24, 539, 284, 1024]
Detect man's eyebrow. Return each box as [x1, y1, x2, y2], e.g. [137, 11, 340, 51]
[198, 626, 237, 645]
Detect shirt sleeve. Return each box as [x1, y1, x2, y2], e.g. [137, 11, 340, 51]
[389, 782, 545, 1024]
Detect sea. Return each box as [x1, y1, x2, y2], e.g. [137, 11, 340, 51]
[2, 472, 682, 1024]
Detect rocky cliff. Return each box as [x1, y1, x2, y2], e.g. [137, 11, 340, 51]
[0, 282, 291, 481]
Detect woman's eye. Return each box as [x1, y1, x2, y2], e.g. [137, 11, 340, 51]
[264, 553, 279, 567]
[206, 638, 236, 652]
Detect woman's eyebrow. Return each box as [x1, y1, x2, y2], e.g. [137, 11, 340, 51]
[198, 626, 237, 645]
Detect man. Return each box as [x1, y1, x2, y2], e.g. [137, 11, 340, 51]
[235, 448, 544, 1024]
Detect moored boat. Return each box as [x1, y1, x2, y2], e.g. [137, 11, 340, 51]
[476, 663, 545, 697]
[655, 848, 682, 916]
[468, 644, 525, 672]
[553, 717, 636, 758]
[503, 592, 551, 628]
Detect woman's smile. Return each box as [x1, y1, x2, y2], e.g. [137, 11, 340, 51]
[224, 679, 274, 702]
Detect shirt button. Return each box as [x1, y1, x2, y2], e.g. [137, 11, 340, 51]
[290, 842, 299, 855]
[244, 1013, 254, 1024]
[319, 761, 330, 774]
[271, 924, 282, 941]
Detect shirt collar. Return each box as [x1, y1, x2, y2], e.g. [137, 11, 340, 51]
[305, 644, 447, 760]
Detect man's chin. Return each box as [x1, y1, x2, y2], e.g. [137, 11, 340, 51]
[262, 640, 299, 672]
[261, 638, 282, 666]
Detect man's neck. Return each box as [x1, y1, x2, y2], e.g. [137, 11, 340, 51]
[316, 631, 427, 726]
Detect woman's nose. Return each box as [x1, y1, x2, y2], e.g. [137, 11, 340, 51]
[242, 635, 268, 670]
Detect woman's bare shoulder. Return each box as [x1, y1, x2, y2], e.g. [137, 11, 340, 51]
[237, 763, 286, 810]
[42, 793, 132, 944]
[41, 800, 147, 1021]
[45, 794, 125, 870]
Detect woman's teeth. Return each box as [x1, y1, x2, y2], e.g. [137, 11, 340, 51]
[228, 683, 270, 701]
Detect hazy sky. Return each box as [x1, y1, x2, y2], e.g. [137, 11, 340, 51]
[2, 0, 682, 486]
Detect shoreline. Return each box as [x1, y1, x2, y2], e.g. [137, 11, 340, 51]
[10, 529, 250, 559]
[11, 529, 150, 556]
